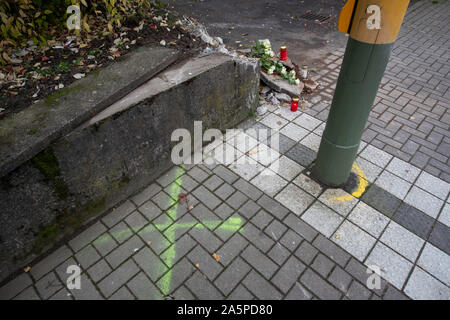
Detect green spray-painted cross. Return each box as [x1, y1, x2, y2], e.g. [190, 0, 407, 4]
[96, 166, 243, 296]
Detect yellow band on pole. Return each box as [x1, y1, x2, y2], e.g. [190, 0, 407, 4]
[349, 0, 410, 44]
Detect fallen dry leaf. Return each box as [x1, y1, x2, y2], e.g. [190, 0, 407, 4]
[195, 263, 200, 268]
[276, 121, 282, 125]
[212, 253, 220, 262]
[24, 266, 31, 273]
[188, 205, 194, 210]
[248, 149, 260, 155]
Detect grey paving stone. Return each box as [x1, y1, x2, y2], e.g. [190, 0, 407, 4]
[102, 200, 136, 228]
[133, 247, 167, 282]
[75, 245, 101, 269]
[345, 280, 372, 300]
[313, 235, 351, 268]
[53, 257, 77, 286]
[285, 143, 317, 167]
[105, 235, 144, 269]
[137, 224, 171, 255]
[250, 210, 273, 230]
[131, 183, 162, 206]
[69, 274, 103, 300]
[280, 230, 303, 252]
[30, 245, 73, 280]
[319, 189, 358, 217]
[127, 272, 162, 300]
[69, 222, 107, 252]
[285, 282, 313, 300]
[192, 185, 222, 210]
[185, 271, 224, 299]
[328, 266, 352, 293]
[137, 200, 163, 222]
[269, 155, 304, 181]
[265, 219, 287, 241]
[216, 233, 248, 266]
[361, 184, 402, 218]
[108, 286, 135, 300]
[241, 245, 278, 279]
[383, 284, 410, 300]
[332, 221, 376, 262]
[152, 191, 177, 211]
[272, 256, 306, 293]
[240, 222, 275, 253]
[415, 171, 450, 200]
[189, 227, 223, 254]
[50, 289, 73, 301]
[417, 243, 450, 286]
[215, 257, 251, 296]
[227, 284, 254, 300]
[176, 174, 199, 193]
[311, 254, 335, 278]
[404, 266, 449, 300]
[284, 213, 318, 242]
[190, 204, 221, 230]
[160, 234, 196, 268]
[124, 211, 149, 233]
[393, 203, 434, 240]
[214, 213, 245, 241]
[257, 195, 289, 220]
[173, 286, 195, 300]
[92, 232, 118, 257]
[203, 175, 224, 191]
[267, 244, 290, 265]
[294, 241, 318, 265]
[233, 178, 264, 201]
[386, 157, 421, 183]
[299, 269, 341, 300]
[404, 186, 444, 219]
[269, 133, 296, 154]
[242, 270, 283, 300]
[188, 246, 223, 280]
[293, 174, 323, 197]
[214, 202, 235, 219]
[226, 190, 248, 210]
[251, 170, 288, 197]
[13, 286, 40, 300]
[428, 221, 450, 255]
[276, 183, 314, 216]
[213, 165, 240, 184]
[188, 166, 210, 183]
[157, 166, 185, 187]
[156, 258, 195, 295]
[109, 221, 134, 244]
[237, 199, 260, 219]
[438, 203, 450, 228]
[375, 171, 412, 200]
[360, 144, 393, 167]
[345, 258, 386, 296]
[0, 273, 32, 300]
[215, 183, 235, 201]
[366, 242, 413, 290]
[35, 272, 64, 300]
[87, 259, 112, 283]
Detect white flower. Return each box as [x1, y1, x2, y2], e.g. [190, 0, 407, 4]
[267, 66, 275, 74]
[264, 49, 274, 57]
[260, 39, 271, 49]
[280, 67, 287, 75]
[289, 70, 296, 78]
[294, 79, 300, 85]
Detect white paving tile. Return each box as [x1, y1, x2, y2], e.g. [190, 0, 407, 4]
[415, 171, 450, 200]
[360, 145, 393, 168]
[365, 242, 413, 290]
[260, 113, 288, 130]
[293, 174, 322, 197]
[250, 169, 288, 197]
[301, 201, 343, 237]
[352, 157, 383, 183]
[300, 133, 321, 152]
[268, 155, 304, 181]
[227, 132, 259, 153]
[210, 143, 243, 166]
[438, 203, 450, 228]
[275, 183, 314, 216]
[348, 202, 390, 237]
[318, 188, 358, 217]
[248, 143, 280, 167]
[332, 221, 376, 261]
[228, 155, 264, 181]
[280, 122, 309, 142]
[293, 113, 322, 131]
[274, 105, 300, 121]
[380, 222, 424, 262]
[386, 157, 421, 183]
[404, 186, 444, 219]
[417, 243, 450, 286]
[404, 267, 450, 300]
[375, 171, 412, 200]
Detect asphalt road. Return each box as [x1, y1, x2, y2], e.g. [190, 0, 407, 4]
[162, 0, 350, 65]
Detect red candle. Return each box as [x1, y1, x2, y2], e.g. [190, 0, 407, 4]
[280, 46, 287, 61]
[291, 97, 299, 112]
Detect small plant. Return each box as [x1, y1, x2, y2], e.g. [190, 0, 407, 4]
[55, 61, 70, 73]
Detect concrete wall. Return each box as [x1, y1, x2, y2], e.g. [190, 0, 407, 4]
[0, 53, 260, 281]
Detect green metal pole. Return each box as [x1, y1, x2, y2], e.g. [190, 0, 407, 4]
[313, 0, 410, 186]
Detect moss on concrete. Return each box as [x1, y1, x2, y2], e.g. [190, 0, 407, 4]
[44, 85, 81, 106]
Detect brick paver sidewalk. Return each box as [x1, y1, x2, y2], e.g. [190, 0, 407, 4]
[0, 0, 449, 300]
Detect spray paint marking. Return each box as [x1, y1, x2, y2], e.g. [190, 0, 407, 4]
[333, 163, 368, 202]
[95, 166, 243, 296]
